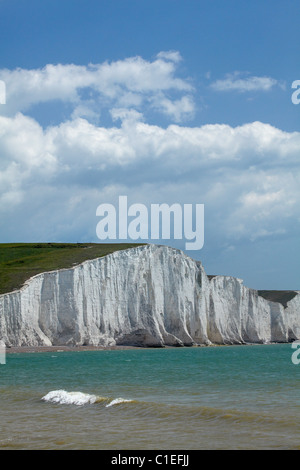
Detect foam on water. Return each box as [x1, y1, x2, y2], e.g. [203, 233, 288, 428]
[105, 398, 134, 407]
[3, 345, 299, 450]
[41, 390, 134, 407]
[42, 390, 103, 406]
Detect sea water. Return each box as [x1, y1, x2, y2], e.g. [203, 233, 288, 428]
[0, 344, 299, 450]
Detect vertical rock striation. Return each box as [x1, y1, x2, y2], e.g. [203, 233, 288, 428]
[0, 244, 299, 347]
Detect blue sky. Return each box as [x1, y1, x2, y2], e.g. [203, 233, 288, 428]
[0, 0, 299, 289]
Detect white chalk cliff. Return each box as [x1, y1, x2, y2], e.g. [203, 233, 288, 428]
[0, 244, 299, 347]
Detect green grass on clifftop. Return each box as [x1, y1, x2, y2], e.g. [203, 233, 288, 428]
[0, 242, 144, 295]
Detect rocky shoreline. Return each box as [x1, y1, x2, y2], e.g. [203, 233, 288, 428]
[5, 341, 289, 354]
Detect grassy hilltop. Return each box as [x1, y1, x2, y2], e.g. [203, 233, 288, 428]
[0, 242, 144, 295]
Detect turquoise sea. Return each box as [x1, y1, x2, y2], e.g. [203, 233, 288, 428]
[0, 344, 299, 450]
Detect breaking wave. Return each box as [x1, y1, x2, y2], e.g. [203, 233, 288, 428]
[41, 390, 298, 433]
[41, 390, 134, 407]
[105, 397, 134, 407]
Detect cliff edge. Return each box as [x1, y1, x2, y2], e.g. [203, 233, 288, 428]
[0, 244, 299, 347]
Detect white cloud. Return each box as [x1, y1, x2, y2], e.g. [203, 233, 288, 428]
[0, 55, 299, 249]
[150, 94, 195, 122]
[211, 72, 283, 93]
[0, 52, 194, 123]
[223, 170, 298, 241]
[0, 111, 299, 246]
[156, 50, 183, 63]
[71, 103, 100, 122]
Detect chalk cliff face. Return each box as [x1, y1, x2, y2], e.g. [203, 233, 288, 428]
[0, 244, 299, 347]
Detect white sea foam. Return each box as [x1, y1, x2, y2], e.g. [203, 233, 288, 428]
[42, 390, 100, 406]
[41, 390, 134, 407]
[106, 398, 134, 407]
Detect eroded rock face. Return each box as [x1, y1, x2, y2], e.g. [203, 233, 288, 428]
[0, 244, 299, 347]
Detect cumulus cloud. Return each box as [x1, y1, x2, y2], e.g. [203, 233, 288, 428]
[150, 94, 195, 122]
[0, 109, 299, 247]
[211, 71, 284, 93]
[0, 53, 299, 259]
[156, 50, 183, 62]
[0, 52, 194, 122]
